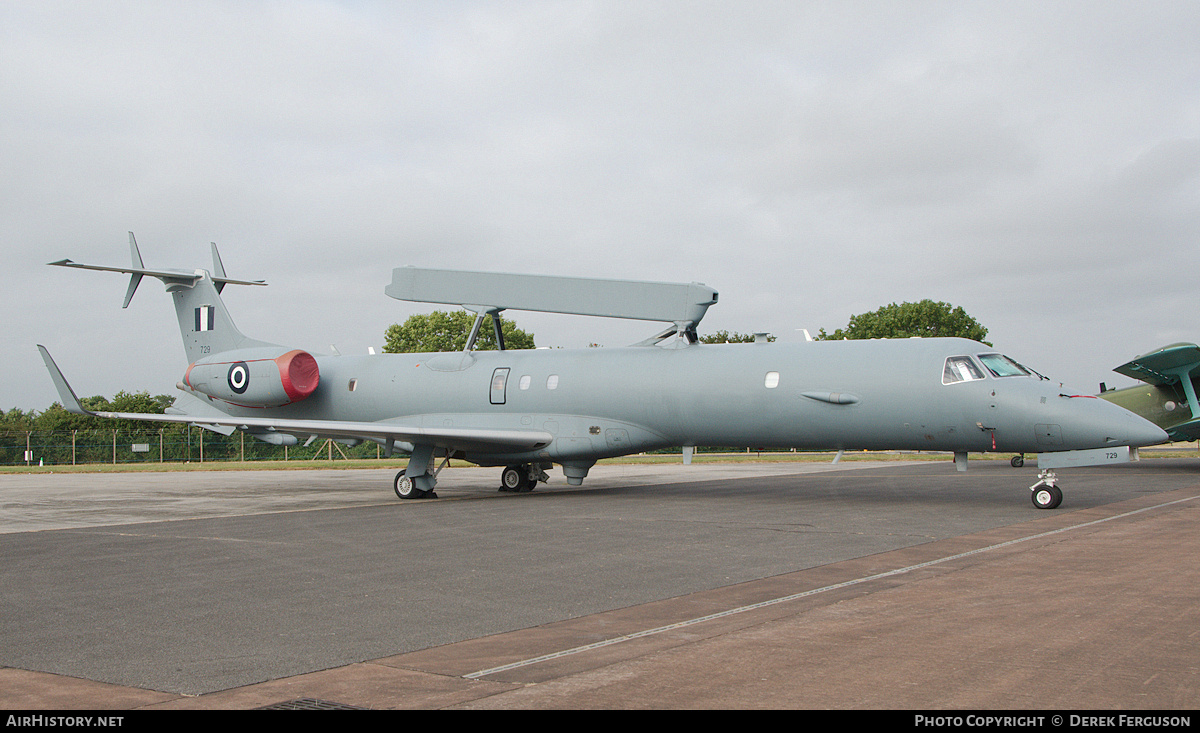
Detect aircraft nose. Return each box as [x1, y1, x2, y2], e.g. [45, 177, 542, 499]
[1070, 397, 1168, 449]
[1123, 412, 1171, 447]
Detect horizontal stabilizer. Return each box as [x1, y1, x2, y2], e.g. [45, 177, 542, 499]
[49, 258, 205, 285]
[50, 259, 267, 288]
[386, 267, 718, 328]
[49, 232, 266, 310]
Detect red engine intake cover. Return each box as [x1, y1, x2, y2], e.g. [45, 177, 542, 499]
[276, 350, 320, 403]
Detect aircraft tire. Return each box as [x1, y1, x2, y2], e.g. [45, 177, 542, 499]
[500, 465, 525, 492]
[394, 470, 425, 500]
[1011, 455, 1024, 468]
[518, 473, 536, 492]
[1031, 485, 1062, 510]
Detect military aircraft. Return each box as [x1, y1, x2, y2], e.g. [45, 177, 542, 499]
[39, 234, 1167, 510]
[1098, 342, 1200, 442]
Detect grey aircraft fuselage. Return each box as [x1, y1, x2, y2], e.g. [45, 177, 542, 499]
[229, 337, 1161, 469]
[41, 237, 1169, 507]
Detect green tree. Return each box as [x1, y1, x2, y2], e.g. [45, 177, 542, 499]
[0, 407, 32, 432]
[816, 300, 990, 345]
[384, 310, 535, 353]
[700, 330, 776, 344]
[108, 391, 174, 414]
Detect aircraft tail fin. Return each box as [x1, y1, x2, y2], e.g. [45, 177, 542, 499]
[49, 232, 275, 363]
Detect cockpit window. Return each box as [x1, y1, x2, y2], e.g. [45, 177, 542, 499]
[977, 353, 1032, 378]
[943, 356, 985, 385]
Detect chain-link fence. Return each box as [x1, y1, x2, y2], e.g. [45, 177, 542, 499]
[2, 427, 812, 467]
[1, 427, 390, 466]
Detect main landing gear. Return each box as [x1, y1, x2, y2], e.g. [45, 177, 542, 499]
[394, 469, 437, 500]
[1029, 470, 1063, 510]
[499, 463, 549, 493]
[393, 462, 550, 499]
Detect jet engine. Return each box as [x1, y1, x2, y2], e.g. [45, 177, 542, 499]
[181, 347, 320, 407]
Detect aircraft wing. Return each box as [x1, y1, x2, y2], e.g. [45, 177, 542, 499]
[38, 346, 552, 455]
[1113, 342, 1200, 386]
[1111, 342, 1200, 437]
[1161, 419, 1200, 442]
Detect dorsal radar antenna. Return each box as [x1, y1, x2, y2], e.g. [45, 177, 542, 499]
[385, 267, 719, 350]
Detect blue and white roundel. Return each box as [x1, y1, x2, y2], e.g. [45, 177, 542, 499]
[227, 361, 250, 394]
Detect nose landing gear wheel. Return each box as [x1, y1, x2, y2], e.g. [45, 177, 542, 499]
[1032, 484, 1062, 510]
[1030, 469, 1062, 509]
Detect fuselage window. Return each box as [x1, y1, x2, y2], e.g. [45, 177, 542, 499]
[348, 378, 358, 392]
[943, 356, 985, 385]
[519, 375, 531, 390]
[764, 371, 780, 388]
[490, 368, 510, 404]
[977, 353, 1032, 378]
[547, 374, 559, 390]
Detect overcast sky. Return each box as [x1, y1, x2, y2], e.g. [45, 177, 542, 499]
[3, 1, 1199, 412]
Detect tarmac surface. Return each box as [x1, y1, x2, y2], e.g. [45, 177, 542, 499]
[1, 457, 1198, 710]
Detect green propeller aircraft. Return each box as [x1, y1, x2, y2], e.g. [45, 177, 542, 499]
[1099, 342, 1200, 442]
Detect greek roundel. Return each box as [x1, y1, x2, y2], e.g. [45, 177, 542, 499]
[227, 361, 249, 394]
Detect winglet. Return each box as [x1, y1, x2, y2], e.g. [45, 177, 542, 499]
[37, 345, 92, 416]
[122, 232, 144, 308]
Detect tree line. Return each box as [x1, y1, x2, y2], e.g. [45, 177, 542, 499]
[0, 392, 386, 465]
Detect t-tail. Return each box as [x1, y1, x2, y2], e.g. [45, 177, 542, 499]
[49, 233, 320, 409]
[50, 232, 272, 363]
